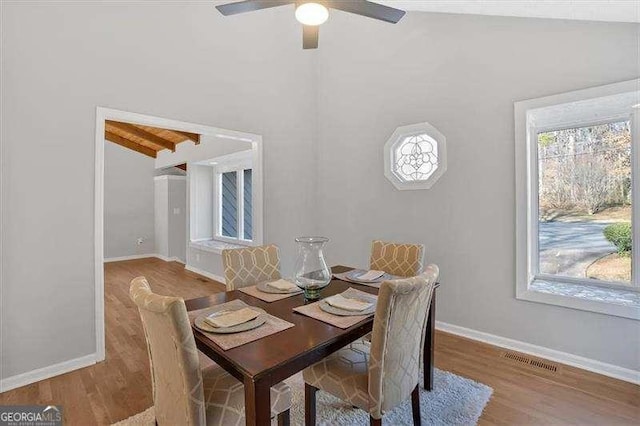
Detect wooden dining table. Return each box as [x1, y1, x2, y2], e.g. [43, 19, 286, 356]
[185, 265, 438, 426]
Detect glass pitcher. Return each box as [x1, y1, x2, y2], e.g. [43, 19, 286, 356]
[293, 236, 331, 300]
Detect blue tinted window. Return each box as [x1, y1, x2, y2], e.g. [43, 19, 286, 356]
[221, 172, 238, 238]
[244, 169, 252, 240]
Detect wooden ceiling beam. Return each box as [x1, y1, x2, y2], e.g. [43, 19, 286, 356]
[105, 131, 157, 158]
[106, 120, 176, 152]
[169, 130, 200, 145]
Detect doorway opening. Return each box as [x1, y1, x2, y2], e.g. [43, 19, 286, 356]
[94, 107, 263, 361]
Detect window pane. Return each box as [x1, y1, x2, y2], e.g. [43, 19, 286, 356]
[538, 121, 632, 284]
[244, 169, 252, 240]
[393, 133, 439, 182]
[221, 171, 238, 238]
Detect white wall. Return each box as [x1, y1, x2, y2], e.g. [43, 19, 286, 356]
[190, 165, 214, 241]
[183, 146, 257, 279]
[1, 2, 317, 382]
[315, 12, 640, 371]
[104, 142, 156, 258]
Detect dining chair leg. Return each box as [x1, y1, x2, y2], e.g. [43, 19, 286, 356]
[305, 383, 317, 426]
[277, 409, 290, 426]
[411, 385, 421, 426]
[370, 416, 382, 426]
[424, 289, 436, 390]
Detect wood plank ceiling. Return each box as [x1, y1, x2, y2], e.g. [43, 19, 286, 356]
[104, 120, 200, 159]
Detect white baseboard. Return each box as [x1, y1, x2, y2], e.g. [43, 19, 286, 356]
[1, 256, 193, 393]
[105, 254, 185, 264]
[184, 264, 226, 286]
[0, 353, 97, 393]
[3, 317, 635, 395]
[436, 321, 640, 385]
[154, 254, 185, 264]
[104, 253, 157, 263]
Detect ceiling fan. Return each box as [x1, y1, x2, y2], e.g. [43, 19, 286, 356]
[215, 1, 406, 49]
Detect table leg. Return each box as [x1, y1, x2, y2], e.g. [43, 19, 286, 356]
[424, 288, 436, 390]
[244, 377, 271, 426]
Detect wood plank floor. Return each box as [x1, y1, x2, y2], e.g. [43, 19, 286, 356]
[1, 258, 638, 425]
[0, 258, 225, 424]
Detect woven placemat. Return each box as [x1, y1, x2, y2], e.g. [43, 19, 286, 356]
[238, 284, 302, 303]
[189, 299, 294, 350]
[292, 288, 377, 329]
[333, 270, 400, 288]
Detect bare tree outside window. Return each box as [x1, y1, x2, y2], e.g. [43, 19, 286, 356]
[537, 121, 632, 284]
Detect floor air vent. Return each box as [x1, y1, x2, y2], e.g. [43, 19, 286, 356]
[502, 352, 558, 372]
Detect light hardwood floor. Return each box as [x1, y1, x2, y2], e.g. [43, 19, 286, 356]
[1, 258, 638, 425]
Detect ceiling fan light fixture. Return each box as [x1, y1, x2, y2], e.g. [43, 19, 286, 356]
[295, 2, 329, 26]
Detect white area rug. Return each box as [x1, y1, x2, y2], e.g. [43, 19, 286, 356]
[113, 368, 492, 425]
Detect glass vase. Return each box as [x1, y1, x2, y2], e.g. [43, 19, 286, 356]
[293, 236, 331, 301]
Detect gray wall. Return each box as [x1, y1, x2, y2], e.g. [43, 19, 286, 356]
[104, 141, 156, 258]
[1, 1, 638, 383]
[168, 178, 187, 263]
[154, 176, 187, 263]
[1, 2, 317, 380]
[315, 13, 639, 370]
[154, 178, 169, 259]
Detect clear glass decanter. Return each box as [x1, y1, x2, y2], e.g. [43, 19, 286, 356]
[293, 236, 331, 301]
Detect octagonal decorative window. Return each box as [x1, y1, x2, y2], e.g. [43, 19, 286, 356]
[384, 122, 447, 190]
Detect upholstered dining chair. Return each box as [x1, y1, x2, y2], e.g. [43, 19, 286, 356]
[222, 244, 281, 290]
[130, 277, 291, 426]
[369, 240, 425, 278]
[303, 265, 439, 426]
[362, 240, 427, 343]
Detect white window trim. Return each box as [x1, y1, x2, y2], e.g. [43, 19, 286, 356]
[212, 151, 256, 246]
[189, 239, 246, 255]
[515, 79, 640, 320]
[384, 122, 447, 190]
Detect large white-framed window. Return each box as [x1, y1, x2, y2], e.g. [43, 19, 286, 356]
[515, 80, 640, 320]
[213, 151, 254, 245]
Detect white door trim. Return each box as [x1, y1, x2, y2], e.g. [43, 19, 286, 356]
[94, 107, 263, 361]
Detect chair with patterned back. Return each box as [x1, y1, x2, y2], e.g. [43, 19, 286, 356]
[222, 244, 282, 290]
[303, 265, 439, 426]
[369, 240, 425, 277]
[130, 276, 291, 425]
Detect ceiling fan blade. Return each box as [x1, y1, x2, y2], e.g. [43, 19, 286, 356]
[327, 0, 405, 24]
[303, 25, 319, 49]
[216, 0, 294, 16]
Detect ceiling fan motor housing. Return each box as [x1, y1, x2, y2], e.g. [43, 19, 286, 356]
[216, 0, 406, 49]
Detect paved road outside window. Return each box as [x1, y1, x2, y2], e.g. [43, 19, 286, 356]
[539, 222, 616, 278]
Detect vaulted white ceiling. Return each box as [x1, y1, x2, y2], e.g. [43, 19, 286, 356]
[375, 1, 640, 23]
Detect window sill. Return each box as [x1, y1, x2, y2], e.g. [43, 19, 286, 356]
[189, 239, 247, 255]
[517, 280, 640, 320]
